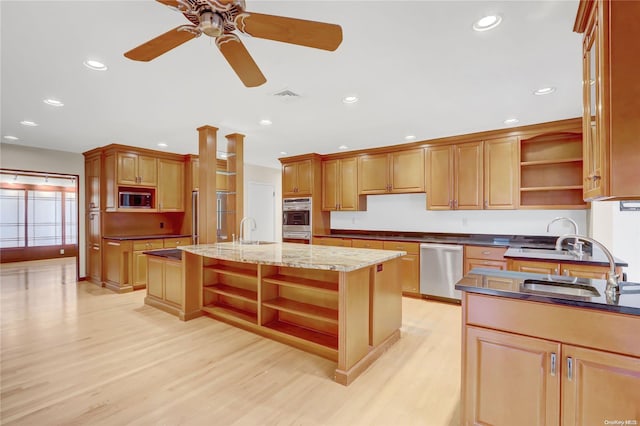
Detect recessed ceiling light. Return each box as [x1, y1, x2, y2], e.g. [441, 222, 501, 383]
[20, 120, 38, 127]
[157, 142, 168, 148]
[338, 145, 348, 150]
[43, 99, 64, 107]
[533, 87, 556, 96]
[473, 15, 502, 32]
[342, 96, 358, 104]
[3, 135, 19, 140]
[83, 59, 108, 71]
[280, 151, 288, 155]
[259, 119, 272, 126]
[504, 118, 519, 124]
[404, 135, 416, 141]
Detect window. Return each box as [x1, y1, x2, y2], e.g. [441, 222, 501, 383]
[0, 188, 26, 248]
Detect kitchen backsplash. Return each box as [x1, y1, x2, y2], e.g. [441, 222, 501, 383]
[330, 193, 588, 237]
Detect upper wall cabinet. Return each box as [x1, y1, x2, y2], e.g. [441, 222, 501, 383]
[426, 142, 483, 210]
[157, 159, 185, 212]
[484, 137, 519, 209]
[282, 159, 313, 196]
[85, 153, 101, 211]
[322, 157, 365, 211]
[574, 0, 640, 200]
[358, 148, 425, 195]
[117, 152, 157, 186]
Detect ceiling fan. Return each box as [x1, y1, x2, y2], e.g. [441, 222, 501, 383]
[124, 0, 343, 87]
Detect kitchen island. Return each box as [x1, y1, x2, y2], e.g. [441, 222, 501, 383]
[179, 242, 405, 385]
[456, 269, 640, 424]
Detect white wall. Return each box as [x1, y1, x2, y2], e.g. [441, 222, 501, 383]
[592, 201, 640, 282]
[0, 143, 86, 276]
[244, 163, 282, 241]
[331, 193, 588, 236]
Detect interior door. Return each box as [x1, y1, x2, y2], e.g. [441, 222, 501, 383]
[247, 182, 275, 242]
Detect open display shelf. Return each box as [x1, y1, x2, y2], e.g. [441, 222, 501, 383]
[262, 320, 339, 351]
[519, 132, 586, 209]
[262, 297, 338, 324]
[262, 274, 338, 294]
[202, 303, 258, 324]
[204, 264, 257, 279]
[204, 284, 257, 303]
[202, 260, 258, 325]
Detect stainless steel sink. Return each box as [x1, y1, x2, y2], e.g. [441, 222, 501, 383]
[239, 240, 277, 245]
[515, 248, 578, 260]
[521, 279, 600, 298]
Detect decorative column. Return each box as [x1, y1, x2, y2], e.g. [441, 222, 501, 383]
[197, 125, 218, 244]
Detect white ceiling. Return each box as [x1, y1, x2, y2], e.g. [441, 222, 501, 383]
[1, 0, 582, 169]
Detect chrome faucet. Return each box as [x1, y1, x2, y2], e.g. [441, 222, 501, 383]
[547, 217, 583, 255]
[555, 234, 620, 295]
[239, 217, 256, 243]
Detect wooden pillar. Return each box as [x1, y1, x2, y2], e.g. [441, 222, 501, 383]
[225, 133, 244, 238]
[197, 125, 218, 244]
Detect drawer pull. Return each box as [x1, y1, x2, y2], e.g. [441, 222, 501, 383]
[482, 251, 491, 255]
[107, 242, 121, 246]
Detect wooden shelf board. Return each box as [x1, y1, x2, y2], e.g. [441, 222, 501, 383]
[520, 185, 583, 192]
[520, 158, 583, 166]
[263, 320, 338, 351]
[262, 274, 338, 294]
[203, 284, 257, 302]
[204, 264, 257, 279]
[202, 304, 257, 324]
[262, 297, 338, 324]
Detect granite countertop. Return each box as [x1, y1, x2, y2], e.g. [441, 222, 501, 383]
[455, 268, 640, 315]
[104, 234, 191, 241]
[504, 247, 628, 267]
[179, 242, 405, 272]
[143, 249, 182, 261]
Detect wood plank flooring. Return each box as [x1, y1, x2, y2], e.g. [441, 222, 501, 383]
[1, 258, 461, 425]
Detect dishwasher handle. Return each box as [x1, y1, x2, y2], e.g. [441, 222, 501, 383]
[419, 243, 464, 252]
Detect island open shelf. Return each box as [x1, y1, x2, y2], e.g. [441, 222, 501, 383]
[180, 242, 405, 385]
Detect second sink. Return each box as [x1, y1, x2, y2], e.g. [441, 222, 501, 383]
[521, 279, 601, 298]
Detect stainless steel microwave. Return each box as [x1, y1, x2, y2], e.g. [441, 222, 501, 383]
[119, 191, 152, 208]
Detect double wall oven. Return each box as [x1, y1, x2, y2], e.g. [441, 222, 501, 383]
[283, 197, 311, 243]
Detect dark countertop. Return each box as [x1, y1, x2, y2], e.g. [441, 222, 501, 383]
[103, 234, 191, 241]
[322, 230, 627, 267]
[455, 268, 640, 316]
[143, 249, 182, 261]
[324, 230, 560, 248]
[504, 247, 628, 267]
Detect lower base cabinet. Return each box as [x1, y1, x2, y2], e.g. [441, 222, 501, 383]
[508, 259, 623, 280]
[383, 241, 420, 295]
[145, 255, 194, 320]
[462, 292, 640, 425]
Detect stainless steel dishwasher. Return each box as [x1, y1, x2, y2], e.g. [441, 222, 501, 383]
[419, 243, 464, 301]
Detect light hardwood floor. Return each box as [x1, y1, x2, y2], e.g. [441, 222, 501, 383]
[1, 258, 461, 425]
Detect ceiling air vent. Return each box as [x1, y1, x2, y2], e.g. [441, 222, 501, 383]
[273, 89, 301, 98]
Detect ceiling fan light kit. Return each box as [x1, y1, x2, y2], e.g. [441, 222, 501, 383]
[124, 0, 343, 87]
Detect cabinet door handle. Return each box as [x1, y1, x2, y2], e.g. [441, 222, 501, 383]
[592, 175, 601, 181]
[449, 200, 453, 208]
[567, 357, 573, 381]
[550, 353, 557, 376]
[92, 246, 100, 251]
[554, 268, 559, 275]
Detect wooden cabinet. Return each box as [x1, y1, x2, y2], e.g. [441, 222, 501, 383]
[350, 239, 383, 249]
[484, 137, 518, 209]
[117, 152, 157, 186]
[562, 344, 640, 425]
[508, 258, 622, 280]
[383, 241, 419, 294]
[321, 157, 364, 211]
[425, 142, 483, 210]
[461, 292, 640, 425]
[575, 0, 640, 201]
[358, 149, 425, 195]
[312, 236, 352, 247]
[283, 159, 312, 196]
[464, 326, 560, 425]
[85, 154, 101, 211]
[146, 255, 184, 313]
[132, 239, 163, 289]
[103, 239, 132, 293]
[509, 259, 560, 275]
[464, 245, 507, 275]
[157, 159, 184, 212]
[520, 131, 586, 209]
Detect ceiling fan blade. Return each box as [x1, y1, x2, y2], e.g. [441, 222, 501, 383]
[216, 34, 266, 87]
[124, 26, 198, 62]
[236, 12, 342, 51]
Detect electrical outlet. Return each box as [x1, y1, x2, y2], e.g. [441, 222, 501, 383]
[59, 249, 65, 255]
[160, 222, 164, 229]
